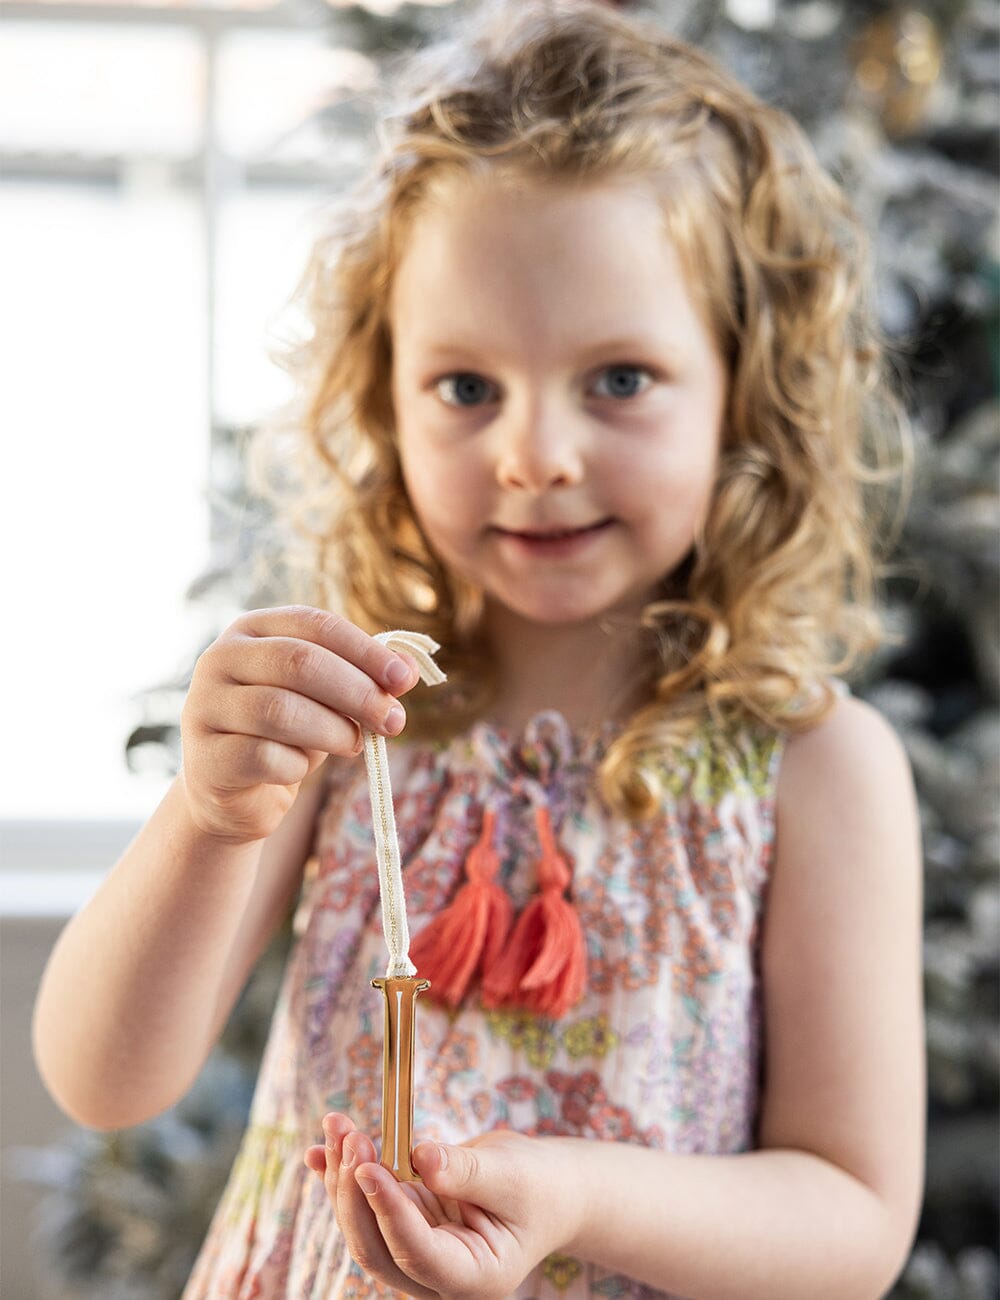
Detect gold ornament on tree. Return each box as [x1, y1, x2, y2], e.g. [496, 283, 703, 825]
[851, 8, 943, 137]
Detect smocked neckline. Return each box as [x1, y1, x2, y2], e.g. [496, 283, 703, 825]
[478, 707, 618, 738]
[434, 707, 625, 788]
[468, 707, 624, 749]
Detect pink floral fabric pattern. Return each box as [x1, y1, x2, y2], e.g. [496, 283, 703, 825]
[183, 709, 783, 1299]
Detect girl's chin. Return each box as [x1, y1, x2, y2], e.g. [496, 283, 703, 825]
[484, 586, 645, 629]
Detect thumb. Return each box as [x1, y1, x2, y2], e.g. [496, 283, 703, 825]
[412, 1139, 521, 1213]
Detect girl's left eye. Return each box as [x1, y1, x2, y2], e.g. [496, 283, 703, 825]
[592, 366, 654, 399]
[435, 373, 496, 407]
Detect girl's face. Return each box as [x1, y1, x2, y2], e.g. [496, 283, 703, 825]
[389, 173, 727, 629]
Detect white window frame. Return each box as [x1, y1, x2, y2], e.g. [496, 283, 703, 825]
[0, 0, 346, 906]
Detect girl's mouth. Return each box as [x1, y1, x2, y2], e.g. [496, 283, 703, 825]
[492, 518, 615, 557]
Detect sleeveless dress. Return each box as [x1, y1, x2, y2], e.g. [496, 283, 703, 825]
[183, 708, 783, 1299]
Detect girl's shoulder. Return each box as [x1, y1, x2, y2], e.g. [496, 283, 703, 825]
[643, 678, 896, 812]
[777, 691, 912, 812]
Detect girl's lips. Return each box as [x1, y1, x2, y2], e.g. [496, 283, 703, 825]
[492, 517, 616, 558]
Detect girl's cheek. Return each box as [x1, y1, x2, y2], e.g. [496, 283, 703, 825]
[406, 448, 479, 512]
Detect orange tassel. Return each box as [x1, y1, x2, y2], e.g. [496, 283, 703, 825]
[409, 810, 513, 1007]
[481, 806, 587, 1018]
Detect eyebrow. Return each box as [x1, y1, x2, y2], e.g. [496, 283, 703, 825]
[416, 336, 680, 364]
[577, 337, 678, 362]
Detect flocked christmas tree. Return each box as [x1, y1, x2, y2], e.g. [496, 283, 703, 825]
[20, 2, 997, 1296]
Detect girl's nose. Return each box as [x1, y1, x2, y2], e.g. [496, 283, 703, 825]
[494, 396, 585, 493]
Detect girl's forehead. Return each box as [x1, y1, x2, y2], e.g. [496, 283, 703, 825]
[389, 171, 710, 358]
[391, 172, 677, 303]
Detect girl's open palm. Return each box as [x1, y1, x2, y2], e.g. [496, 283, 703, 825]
[304, 1114, 584, 1300]
[179, 606, 418, 844]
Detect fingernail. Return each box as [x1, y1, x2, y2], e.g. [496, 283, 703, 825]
[341, 1140, 356, 1169]
[436, 1143, 448, 1170]
[384, 658, 413, 690]
[382, 705, 405, 736]
[357, 1171, 377, 1195]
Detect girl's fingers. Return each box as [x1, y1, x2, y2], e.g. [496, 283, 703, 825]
[233, 662, 403, 739]
[303, 1144, 326, 1174]
[199, 685, 365, 759]
[221, 610, 418, 734]
[399, 1179, 456, 1228]
[334, 1130, 381, 1239]
[323, 1113, 354, 1150]
[335, 1136, 436, 1298]
[353, 1162, 488, 1294]
[312, 1114, 443, 1296]
[197, 730, 317, 789]
[229, 606, 419, 698]
[318, 1113, 355, 1201]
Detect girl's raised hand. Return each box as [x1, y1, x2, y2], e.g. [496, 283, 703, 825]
[179, 606, 419, 844]
[304, 1113, 585, 1300]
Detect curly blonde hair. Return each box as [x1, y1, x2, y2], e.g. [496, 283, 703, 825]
[255, 0, 910, 818]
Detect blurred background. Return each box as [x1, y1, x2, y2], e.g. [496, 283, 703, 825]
[0, 0, 996, 1296]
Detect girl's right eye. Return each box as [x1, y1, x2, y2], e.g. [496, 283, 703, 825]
[435, 373, 496, 407]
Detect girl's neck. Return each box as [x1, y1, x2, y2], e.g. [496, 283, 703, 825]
[481, 601, 654, 735]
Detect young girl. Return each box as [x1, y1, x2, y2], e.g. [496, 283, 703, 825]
[33, 1, 925, 1296]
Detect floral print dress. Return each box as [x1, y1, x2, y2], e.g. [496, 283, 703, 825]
[183, 709, 783, 1299]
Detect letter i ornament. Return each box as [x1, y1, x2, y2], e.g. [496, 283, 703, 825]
[361, 631, 446, 1181]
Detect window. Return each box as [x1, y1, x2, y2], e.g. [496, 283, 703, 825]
[1, 3, 373, 836]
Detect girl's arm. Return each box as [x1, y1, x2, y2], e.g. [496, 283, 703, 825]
[558, 693, 923, 1297]
[313, 694, 925, 1299]
[33, 606, 419, 1131]
[32, 766, 325, 1131]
